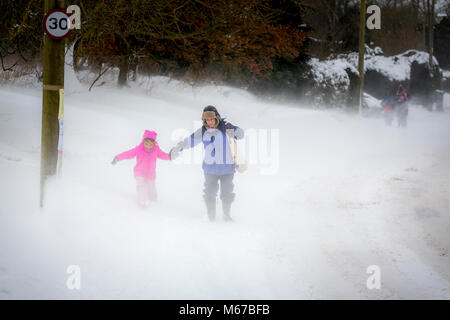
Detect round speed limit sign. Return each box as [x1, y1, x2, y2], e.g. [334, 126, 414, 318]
[43, 9, 72, 40]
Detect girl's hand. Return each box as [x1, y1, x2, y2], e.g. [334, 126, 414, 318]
[111, 156, 119, 165]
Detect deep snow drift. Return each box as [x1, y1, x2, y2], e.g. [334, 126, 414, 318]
[0, 78, 449, 299]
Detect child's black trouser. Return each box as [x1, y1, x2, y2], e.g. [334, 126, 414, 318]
[203, 173, 235, 204]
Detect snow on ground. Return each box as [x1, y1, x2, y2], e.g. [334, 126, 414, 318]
[0, 78, 449, 299]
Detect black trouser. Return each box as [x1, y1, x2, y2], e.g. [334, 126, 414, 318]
[203, 173, 235, 204]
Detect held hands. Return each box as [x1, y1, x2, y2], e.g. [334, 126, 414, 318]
[111, 156, 119, 165]
[169, 148, 180, 161]
[169, 142, 184, 161]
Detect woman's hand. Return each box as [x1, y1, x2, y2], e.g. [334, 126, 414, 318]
[169, 141, 185, 161]
[169, 148, 179, 161]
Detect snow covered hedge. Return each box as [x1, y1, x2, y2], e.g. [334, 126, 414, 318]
[443, 70, 450, 93]
[305, 45, 443, 107]
[305, 57, 358, 107]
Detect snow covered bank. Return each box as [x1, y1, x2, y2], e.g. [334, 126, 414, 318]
[0, 80, 449, 299]
[345, 48, 439, 82]
[310, 46, 439, 84]
[307, 47, 443, 105]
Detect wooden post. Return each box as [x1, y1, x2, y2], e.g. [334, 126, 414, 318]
[428, 0, 435, 71]
[358, 0, 366, 114]
[40, 0, 66, 207]
[426, 0, 436, 111]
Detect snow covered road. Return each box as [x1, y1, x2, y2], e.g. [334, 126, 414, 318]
[0, 82, 449, 299]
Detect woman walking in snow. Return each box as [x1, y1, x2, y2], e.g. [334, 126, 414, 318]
[169, 106, 244, 221]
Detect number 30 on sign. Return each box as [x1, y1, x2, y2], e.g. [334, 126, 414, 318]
[43, 9, 72, 40]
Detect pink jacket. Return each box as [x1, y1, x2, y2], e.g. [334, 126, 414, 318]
[116, 130, 169, 180]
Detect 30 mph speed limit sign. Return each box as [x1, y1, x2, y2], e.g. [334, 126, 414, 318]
[43, 9, 72, 40]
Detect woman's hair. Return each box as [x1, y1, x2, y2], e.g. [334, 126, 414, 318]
[144, 138, 155, 143]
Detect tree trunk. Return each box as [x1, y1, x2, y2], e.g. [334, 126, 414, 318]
[428, 0, 434, 70]
[129, 55, 138, 82]
[358, 0, 366, 113]
[118, 55, 129, 87]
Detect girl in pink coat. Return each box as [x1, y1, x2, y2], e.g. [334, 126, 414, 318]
[112, 130, 170, 208]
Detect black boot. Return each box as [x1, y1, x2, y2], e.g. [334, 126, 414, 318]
[205, 201, 216, 221]
[222, 201, 232, 222]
